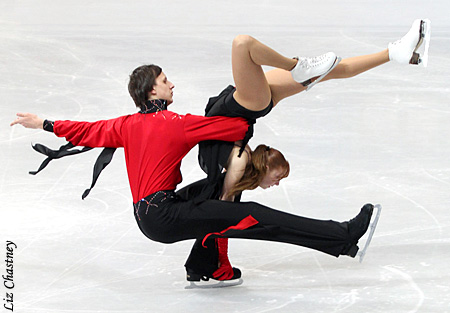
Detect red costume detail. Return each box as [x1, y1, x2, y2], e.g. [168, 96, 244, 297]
[53, 110, 248, 203]
[201, 215, 259, 247]
[213, 238, 233, 280]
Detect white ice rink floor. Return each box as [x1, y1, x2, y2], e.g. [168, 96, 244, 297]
[1, 1, 450, 312]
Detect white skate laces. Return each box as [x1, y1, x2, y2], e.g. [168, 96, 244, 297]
[291, 52, 340, 89]
[291, 52, 336, 82]
[388, 19, 431, 67]
[291, 52, 340, 91]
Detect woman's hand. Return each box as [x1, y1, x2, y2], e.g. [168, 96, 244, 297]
[10, 113, 44, 129]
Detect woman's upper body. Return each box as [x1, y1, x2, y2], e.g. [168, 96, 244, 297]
[197, 86, 289, 202]
[198, 85, 268, 184]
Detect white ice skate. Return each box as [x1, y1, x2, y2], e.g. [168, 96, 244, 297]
[291, 52, 341, 91]
[389, 19, 431, 67]
[357, 204, 382, 263]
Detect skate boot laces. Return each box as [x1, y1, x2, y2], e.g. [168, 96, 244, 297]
[297, 53, 333, 69]
[291, 52, 336, 83]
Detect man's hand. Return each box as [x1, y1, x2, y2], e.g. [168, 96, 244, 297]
[10, 113, 44, 129]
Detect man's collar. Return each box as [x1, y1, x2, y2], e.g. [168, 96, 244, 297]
[140, 99, 168, 114]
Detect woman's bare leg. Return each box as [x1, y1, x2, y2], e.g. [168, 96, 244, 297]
[265, 70, 307, 106]
[267, 49, 390, 107]
[231, 35, 297, 111]
[322, 49, 389, 82]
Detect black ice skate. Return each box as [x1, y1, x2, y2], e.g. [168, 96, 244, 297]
[342, 203, 382, 262]
[348, 203, 374, 241]
[356, 204, 382, 263]
[185, 267, 243, 289]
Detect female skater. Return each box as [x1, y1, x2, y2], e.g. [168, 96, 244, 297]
[190, 18, 430, 282]
[199, 18, 431, 184]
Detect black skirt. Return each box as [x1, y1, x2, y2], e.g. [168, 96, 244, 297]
[198, 85, 273, 181]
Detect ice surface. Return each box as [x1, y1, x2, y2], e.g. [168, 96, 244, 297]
[1, 1, 450, 312]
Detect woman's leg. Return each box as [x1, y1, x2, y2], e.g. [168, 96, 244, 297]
[266, 49, 390, 106]
[322, 49, 390, 82]
[231, 35, 297, 111]
[267, 18, 429, 107]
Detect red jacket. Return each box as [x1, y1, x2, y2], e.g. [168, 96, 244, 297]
[53, 110, 248, 202]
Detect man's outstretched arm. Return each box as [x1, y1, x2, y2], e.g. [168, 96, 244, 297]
[10, 112, 44, 129]
[11, 112, 125, 148]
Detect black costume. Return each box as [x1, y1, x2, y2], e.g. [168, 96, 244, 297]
[198, 85, 273, 182]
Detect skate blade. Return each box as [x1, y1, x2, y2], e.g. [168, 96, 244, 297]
[421, 19, 431, 67]
[185, 278, 243, 289]
[409, 19, 431, 67]
[408, 20, 425, 65]
[357, 204, 382, 263]
[305, 56, 341, 91]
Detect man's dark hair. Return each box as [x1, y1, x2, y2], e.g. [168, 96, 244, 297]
[128, 64, 162, 109]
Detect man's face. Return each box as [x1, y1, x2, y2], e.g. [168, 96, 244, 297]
[149, 72, 175, 104]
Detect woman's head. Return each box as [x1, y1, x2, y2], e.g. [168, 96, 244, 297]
[254, 145, 290, 189]
[230, 144, 289, 195]
[128, 65, 175, 110]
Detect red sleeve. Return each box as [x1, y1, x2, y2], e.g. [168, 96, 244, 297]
[53, 116, 127, 148]
[183, 114, 249, 146]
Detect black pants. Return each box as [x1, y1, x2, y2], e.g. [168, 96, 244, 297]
[134, 180, 353, 276]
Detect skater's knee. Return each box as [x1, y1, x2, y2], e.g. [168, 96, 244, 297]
[232, 35, 255, 50]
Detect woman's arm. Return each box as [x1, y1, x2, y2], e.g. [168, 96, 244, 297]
[220, 144, 250, 201]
